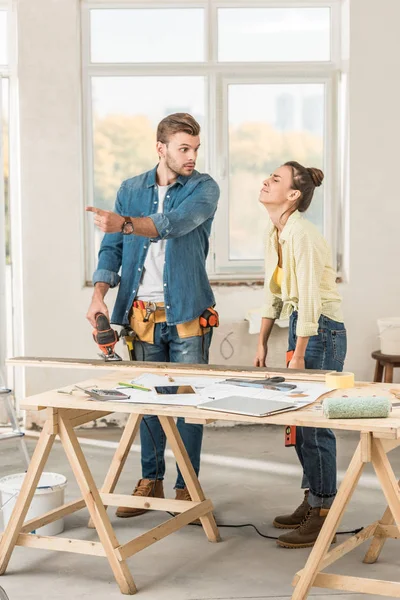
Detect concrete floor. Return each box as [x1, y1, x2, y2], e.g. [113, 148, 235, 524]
[0, 425, 399, 600]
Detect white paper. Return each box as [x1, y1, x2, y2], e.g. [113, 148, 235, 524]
[103, 375, 334, 412]
[132, 374, 225, 388]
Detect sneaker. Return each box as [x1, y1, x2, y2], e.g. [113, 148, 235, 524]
[273, 490, 310, 529]
[115, 478, 164, 518]
[276, 506, 336, 548]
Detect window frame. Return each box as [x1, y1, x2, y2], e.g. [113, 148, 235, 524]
[81, 0, 343, 284]
[0, 0, 21, 392]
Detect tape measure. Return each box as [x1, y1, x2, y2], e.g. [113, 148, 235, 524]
[325, 371, 355, 389]
[199, 307, 219, 328]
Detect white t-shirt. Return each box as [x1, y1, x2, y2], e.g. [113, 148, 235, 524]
[136, 184, 171, 302]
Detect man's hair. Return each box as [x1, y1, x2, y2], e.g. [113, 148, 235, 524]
[157, 113, 200, 144]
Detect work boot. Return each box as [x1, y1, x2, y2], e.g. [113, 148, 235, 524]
[175, 487, 201, 525]
[276, 507, 336, 548]
[115, 478, 164, 518]
[273, 490, 310, 529]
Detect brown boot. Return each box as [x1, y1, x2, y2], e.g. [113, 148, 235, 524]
[276, 507, 336, 548]
[175, 487, 201, 525]
[273, 490, 310, 529]
[115, 478, 164, 518]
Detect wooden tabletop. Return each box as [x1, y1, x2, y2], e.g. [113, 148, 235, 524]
[16, 364, 400, 439]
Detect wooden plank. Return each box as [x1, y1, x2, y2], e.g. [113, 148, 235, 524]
[21, 499, 86, 534]
[58, 414, 136, 595]
[88, 413, 142, 529]
[48, 407, 58, 435]
[184, 418, 216, 425]
[294, 522, 378, 582]
[291, 442, 365, 600]
[117, 499, 214, 561]
[0, 420, 55, 575]
[363, 506, 395, 564]
[380, 438, 400, 453]
[376, 524, 400, 539]
[7, 356, 327, 381]
[361, 432, 372, 463]
[69, 410, 112, 428]
[372, 440, 400, 526]
[19, 383, 400, 436]
[311, 573, 400, 597]
[1, 532, 106, 557]
[159, 416, 221, 544]
[363, 439, 400, 566]
[100, 493, 201, 513]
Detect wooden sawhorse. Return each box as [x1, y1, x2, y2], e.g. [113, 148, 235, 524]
[0, 405, 220, 594]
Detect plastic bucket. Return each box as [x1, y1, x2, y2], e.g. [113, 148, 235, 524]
[0, 472, 67, 535]
[378, 317, 400, 355]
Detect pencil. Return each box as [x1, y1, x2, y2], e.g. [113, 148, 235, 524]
[118, 382, 151, 392]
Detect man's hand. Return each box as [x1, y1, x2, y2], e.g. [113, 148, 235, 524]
[253, 343, 268, 367]
[86, 206, 125, 233]
[86, 297, 110, 327]
[288, 356, 305, 370]
[86, 283, 110, 327]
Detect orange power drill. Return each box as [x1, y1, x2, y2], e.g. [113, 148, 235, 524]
[92, 313, 122, 362]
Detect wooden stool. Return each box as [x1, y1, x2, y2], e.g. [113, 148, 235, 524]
[372, 350, 400, 383]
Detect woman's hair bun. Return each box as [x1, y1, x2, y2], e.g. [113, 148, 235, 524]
[307, 167, 324, 187]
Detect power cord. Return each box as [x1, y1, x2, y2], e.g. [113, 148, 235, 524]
[142, 416, 365, 540]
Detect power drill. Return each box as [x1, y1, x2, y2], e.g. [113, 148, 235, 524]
[92, 313, 122, 362]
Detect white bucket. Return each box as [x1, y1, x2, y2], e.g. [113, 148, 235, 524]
[0, 472, 67, 536]
[378, 317, 400, 355]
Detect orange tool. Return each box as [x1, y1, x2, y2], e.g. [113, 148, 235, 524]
[285, 350, 296, 446]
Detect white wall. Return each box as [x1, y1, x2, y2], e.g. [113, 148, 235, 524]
[14, 0, 400, 426]
[341, 0, 400, 378]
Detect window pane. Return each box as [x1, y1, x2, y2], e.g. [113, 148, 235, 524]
[1, 78, 9, 264]
[91, 76, 205, 254]
[228, 83, 325, 261]
[0, 11, 7, 64]
[218, 8, 330, 62]
[90, 9, 204, 63]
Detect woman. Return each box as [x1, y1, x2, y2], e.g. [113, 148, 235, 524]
[254, 161, 347, 549]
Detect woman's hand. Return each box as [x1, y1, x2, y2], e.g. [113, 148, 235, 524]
[288, 356, 305, 370]
[253, 343, 268, 367]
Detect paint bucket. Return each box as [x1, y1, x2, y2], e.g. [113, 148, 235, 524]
[0, 472, 67, 535]
[378, 317, 400, 355]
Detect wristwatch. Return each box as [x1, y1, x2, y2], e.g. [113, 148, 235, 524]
[121, 218, 134, 235]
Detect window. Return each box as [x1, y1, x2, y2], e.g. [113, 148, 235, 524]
[218, 7, 331, 62]
[83, 1, 342, 281]
[90, 75, 205, 258]
[0, 1, 14, 378]
[0, 9, 7, 65]
[1, 77, 9, 264]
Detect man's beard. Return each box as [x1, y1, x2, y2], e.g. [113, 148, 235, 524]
[165, 153, 194, 177]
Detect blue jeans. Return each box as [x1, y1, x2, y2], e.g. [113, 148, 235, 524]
[288, 312, 347, 508]
[134, 323, 213, 489]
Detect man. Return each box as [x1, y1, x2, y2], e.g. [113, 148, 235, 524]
[86, 113, 219, 517]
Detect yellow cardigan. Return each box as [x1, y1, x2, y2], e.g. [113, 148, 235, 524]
[261, 211, 343, 337]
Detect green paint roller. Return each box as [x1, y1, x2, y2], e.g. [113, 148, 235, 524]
[322, 396, 392, 419]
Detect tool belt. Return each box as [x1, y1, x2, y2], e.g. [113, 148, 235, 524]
[129, 301, 217, 344]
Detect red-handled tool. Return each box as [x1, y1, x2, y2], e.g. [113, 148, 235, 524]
[92, 313, 122, 362]
[285, 350, 296, 447]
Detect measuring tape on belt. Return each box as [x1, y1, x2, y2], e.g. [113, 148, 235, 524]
[199, 307, 219, 328]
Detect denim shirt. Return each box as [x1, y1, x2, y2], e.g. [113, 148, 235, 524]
[93, 166, 220, 326]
